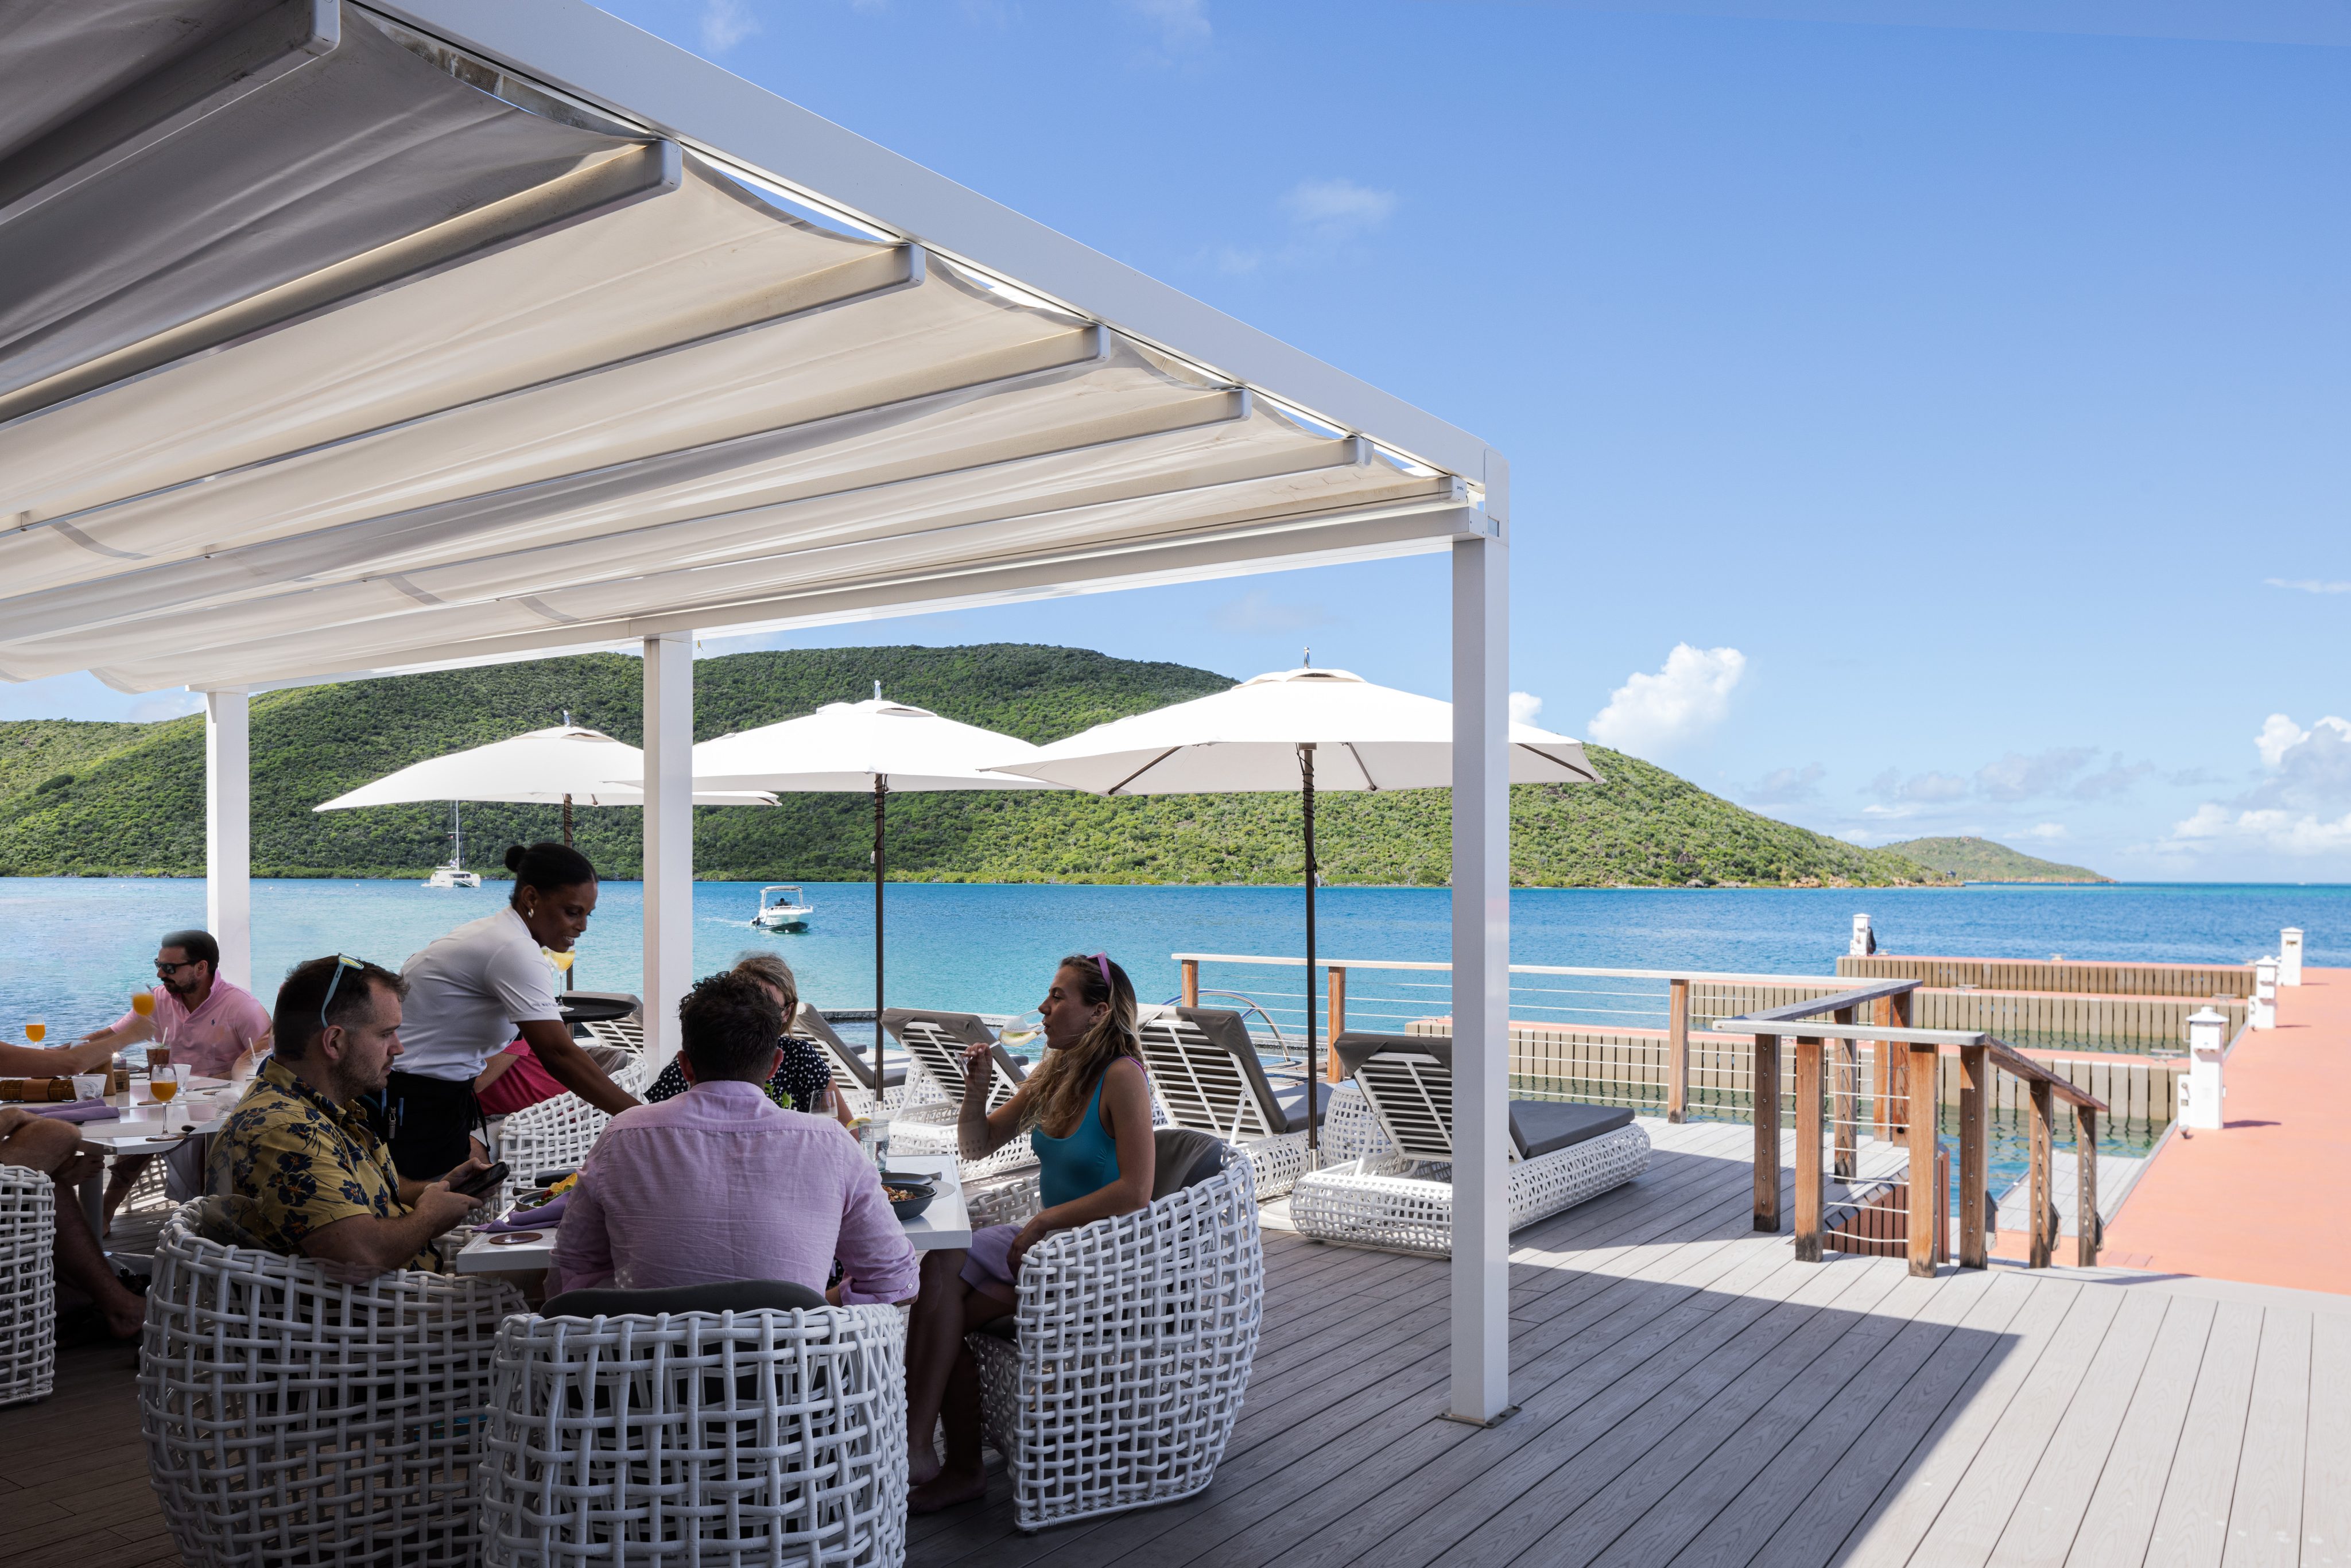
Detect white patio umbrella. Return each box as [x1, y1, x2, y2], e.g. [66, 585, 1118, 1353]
[987, 665, 1601, 1154]
[672, 693, 1057, 1085]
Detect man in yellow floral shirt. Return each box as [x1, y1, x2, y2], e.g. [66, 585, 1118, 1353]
[208, 955, 490, 1273]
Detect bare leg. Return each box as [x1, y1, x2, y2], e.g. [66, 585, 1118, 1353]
[2, 1121, 145, 1338]
[101, 1151, 155, 1233]
[909, 1287, 1010, 1513]
[906, 1250, 970, 1485]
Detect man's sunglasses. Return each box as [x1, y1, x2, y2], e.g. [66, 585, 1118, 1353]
[154, 958, 201, 976]
[320, 954, 365, 1027]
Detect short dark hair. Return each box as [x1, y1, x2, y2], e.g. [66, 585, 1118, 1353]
[159, 929, 219, 971]
[273, 956, 405, 1062]
[503, 841, 598, 902]
[679, 971, 783, 1082]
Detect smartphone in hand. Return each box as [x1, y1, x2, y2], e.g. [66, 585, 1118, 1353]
[449, 1160, 510, 1202]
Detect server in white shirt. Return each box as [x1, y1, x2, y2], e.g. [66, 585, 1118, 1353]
[385, 841, 640, 1178]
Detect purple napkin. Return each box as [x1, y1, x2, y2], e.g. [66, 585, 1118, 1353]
[487, 1192, 569, 1233]
[29, 1099, 119, 1123]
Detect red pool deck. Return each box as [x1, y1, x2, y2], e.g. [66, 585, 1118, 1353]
[2096, 965, 2351, 1294]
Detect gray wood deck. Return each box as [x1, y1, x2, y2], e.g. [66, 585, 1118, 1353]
[913, 1119, 2351, 1568]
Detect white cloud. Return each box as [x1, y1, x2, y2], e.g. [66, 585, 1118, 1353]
[1282, 178, 1397, 240]
[1867, 767, 1968, 805]
[1747, 763, 1825, 808]
[1974, 747, 2096, 802]
[1130, 0, 1209, 49]
[2016, 822, 2070, 841]
[1586, 645, 1744, 758]
[700, 0, 761, 52]
[1508, 691, 1544, 727]
[2265, 578, 2351, 594]
[2252, 712, 2350, 769]
[2169, 714, 2351, 857]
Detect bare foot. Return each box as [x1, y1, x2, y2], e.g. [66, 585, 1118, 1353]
[909, 1442, 943, 1488]
[909, 1468, 987, 1513]
[102, 1298, 145, 1340]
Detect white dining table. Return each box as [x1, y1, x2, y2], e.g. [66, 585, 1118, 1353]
[60, 1080, 240, 1248]
[450, 1151, 973, 1276]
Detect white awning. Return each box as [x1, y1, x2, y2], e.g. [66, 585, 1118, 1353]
[0, 0, 1500, 694]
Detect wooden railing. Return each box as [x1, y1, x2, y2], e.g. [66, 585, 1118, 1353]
[1837, 954, 2255, 999]
[1726, 991, 2108, 1278]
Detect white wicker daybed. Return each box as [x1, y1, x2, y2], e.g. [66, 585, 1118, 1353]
[879, 1009, 1038, 1181]
[1136, 1007, 1334, 1200]
[1289, 1032, 1651, 1257]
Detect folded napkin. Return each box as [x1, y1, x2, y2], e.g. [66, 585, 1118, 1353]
[486, 1191, 569, 1233]
[30, 1099, 119, 1123]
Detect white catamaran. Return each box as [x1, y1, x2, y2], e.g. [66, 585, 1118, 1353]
[423, 801, 482, 888]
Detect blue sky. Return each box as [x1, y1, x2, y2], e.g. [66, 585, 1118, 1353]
[10, 1, 2349, 882]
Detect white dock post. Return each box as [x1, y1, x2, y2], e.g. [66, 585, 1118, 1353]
[2182, 1007, 2227, 1130]
[1849, 913, 1873, 958]
[2251, 957, 2278, 1031]
[642, 634, 695, 1072]
[2280, 928, 2304, 986]
[1449, 530, 1511, 1425]
[203, 688, 251, 991]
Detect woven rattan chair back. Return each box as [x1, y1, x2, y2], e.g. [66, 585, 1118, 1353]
[496, 1057, 651, 1206]
[1348, 1047, 1457, 1163]
[0, 1163, 54, 1407]
[1138, 1008, 1287, 1141]
[577, 1016, 643, 1055]
[880, 1010, 1022, 1111]
[479, 1305, 908, 1568]
[139, 1202, 523, 1568]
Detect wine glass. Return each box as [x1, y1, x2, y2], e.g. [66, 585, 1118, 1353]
[545, 948, 575, 973]
[22, 1017, 43, 1045]
[150, 1064, 187, 1126]
[996, 1010, 1043, 1059]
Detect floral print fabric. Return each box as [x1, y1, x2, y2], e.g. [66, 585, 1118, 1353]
[205, 1056, 433, 1270]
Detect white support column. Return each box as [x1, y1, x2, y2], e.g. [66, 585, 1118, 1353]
[1449, 531, 1511, 1424]
[203, 689, 251, 990]
[642, 634, 695, 1070]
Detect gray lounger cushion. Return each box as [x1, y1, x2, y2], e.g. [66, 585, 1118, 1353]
[1507, 1100, 1636, 1159]
[1173, 1007, 1328, 1133]
[1150, 1128, 1227, 1199]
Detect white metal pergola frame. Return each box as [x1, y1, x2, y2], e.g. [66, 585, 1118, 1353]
[61, 0, 1516, 1423]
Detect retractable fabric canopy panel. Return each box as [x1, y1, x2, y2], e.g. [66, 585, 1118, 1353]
[0, 0, 1495, 697]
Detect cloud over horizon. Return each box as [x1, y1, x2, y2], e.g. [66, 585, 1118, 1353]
[1588, 645, 1744, 758]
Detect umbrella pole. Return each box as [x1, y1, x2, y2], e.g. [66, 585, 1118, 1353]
[1301, 744, 1318, 1162]
[874, 775, 887, 1089]
[562, 792, 573, 848]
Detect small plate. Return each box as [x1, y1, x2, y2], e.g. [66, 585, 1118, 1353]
[489, 1231, 546, 1245]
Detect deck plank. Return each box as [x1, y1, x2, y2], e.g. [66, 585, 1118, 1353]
[2220, 1307, 2310, 1568]
[2142, 1301, 2265, 1568]
[2065, 1292, 2220, 1568]
[2301, 1311, 2351, 1568]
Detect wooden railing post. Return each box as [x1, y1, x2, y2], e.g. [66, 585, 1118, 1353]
[1325, 966, 1348, 1084]
[1958, 1043, 1989, 1269]
[2028, 1079, 2055, 1269]
[1667, 977, 1690, 1123]
[1753, 1032, 1781, 1232]
[2077, 1104, 2100, 1267]
[1887, 989, 1914, 1134]
[1794, 1036, 1825, 1262]
[1906, 1043, 1941, 1278]
[1181, 958, 1199, 1009]
[1831, 1005, 1857, 1180]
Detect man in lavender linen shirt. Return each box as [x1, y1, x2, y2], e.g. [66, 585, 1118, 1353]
[551, 971, 917, 1305]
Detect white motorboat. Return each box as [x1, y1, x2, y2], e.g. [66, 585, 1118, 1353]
[422, 801, 482, 888]
[752, 884, 813, 930]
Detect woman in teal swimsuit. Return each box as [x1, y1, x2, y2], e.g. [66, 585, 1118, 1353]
[905, 952, 1157, 1510]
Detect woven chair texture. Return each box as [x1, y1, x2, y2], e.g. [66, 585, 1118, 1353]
[139, 1202, 525, 1568]
[1318, 1082, 1387, 1165]
[0, 1163, 55, 1407]
[1136, 1011, 1321, 1199]
[479, 1306, 908, 1568]
[495, 1058, 652, 1209]
[965, 1146, 1263, 1531]
[1289, 1128, 1652, 1256]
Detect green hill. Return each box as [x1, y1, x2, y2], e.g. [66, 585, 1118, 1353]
[1879, 836, 2110, 884]
[0, 645, 1951, 888]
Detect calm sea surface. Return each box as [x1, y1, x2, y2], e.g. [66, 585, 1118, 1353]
[0, 876, 2334, 1036]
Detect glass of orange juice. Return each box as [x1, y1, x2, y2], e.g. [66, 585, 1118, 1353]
[150, 1064, 187, 1127]
[131, 989, 156, 1020]
[23, 1018, 43, 1045]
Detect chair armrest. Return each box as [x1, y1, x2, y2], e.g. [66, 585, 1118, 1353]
[965, 1173, 1042, 1229]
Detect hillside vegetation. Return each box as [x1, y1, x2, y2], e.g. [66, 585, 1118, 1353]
[1879, 836, 2111, 884]
[0, 645, 1951, 888]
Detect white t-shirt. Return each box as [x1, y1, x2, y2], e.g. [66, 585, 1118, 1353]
[393, 906, 565, 1082]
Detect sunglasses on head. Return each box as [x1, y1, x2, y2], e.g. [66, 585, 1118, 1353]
[319, 954, 364, 1028]
[1090, 952, 1112, 991]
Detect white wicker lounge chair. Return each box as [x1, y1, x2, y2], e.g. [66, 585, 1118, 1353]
[795, 1004, 919, 1117]
[1289, 1032, 1652, 1257]
[478, 1281, 907, 1568]
[879, 1010, 1037, 1180]
[139, 1199, 524, 1568]
[576, 1015, 644, 1057]
[493, 1057, 652, 1208]
[965, 1131, 1263, 1531]
[1137, 1007, 1336, 1199]
[0, 1163, 54, 1408]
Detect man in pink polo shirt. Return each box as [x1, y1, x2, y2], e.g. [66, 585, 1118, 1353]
[75, 929, 272, 1227]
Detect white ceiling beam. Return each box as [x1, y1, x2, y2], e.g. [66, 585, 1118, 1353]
[363, 0, 1507, 514]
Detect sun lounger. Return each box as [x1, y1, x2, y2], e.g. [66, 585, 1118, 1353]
[792, 1004, 913, 1117]
[1289, 1031, 1650, 1256]
[1138, 1007, 1340, 1200]
[879, 1009, 1037, 1179]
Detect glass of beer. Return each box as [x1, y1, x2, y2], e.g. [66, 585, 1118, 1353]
[22, 1018, 42, 1045]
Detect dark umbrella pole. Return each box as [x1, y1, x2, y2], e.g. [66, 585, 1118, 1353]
[562, 791, 576, 989]
[873, 775, 889, 1088]
[1300, 743, 1318, 1163]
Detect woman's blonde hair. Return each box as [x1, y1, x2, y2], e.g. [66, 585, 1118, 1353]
[730, 950, 800, 1022]
[1021, 953, 1143, 1135]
